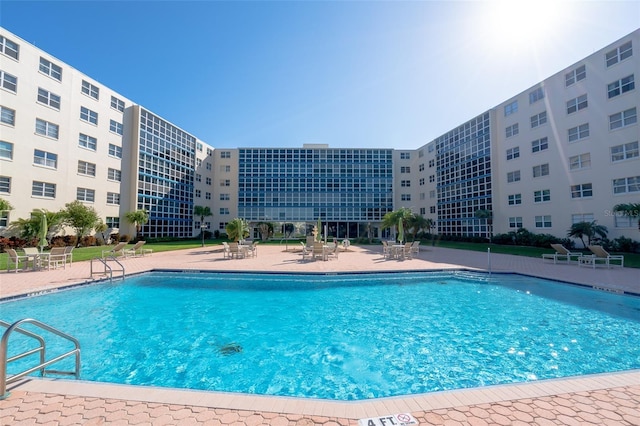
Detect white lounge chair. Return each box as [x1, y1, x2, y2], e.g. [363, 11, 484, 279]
[579, 245, 624, 268]
[6, 249, 31, 272]
[124, 241, 152, 257]
[102, 242, 128, 259]
[542, 244, 582, 264]
[44, 247, 67, 269]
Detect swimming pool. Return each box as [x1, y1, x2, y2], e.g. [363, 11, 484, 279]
[2, 271, 640, 400]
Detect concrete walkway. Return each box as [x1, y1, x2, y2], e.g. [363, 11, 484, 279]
[1, 244, 639, 425]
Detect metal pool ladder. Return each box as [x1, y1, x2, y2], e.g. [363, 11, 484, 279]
[0, 318, 81, 400]
[91, 256, 125, 281]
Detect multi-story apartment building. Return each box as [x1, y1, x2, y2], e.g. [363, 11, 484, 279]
[1, 26, 638, 242]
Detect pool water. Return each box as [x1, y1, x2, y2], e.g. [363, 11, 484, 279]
[2, 271, 640, 400]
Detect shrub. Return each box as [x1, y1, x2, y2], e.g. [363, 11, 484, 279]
[50, 235, 77, 247]
[80, 235, 97, 247]
[611, 236, 640, 253]
[119, 234, 131, 242]
[0, 236, 27, 252]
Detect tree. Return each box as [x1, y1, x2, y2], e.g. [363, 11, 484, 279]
[0, 198, 13, 213]
[407, 214, 428, 241]
[10, 209, 64, 241]
[613, 202, 640, 231]
[62, 201, 100, 247]
[567, 221, 608, 248]
[381, 207, 413, 238]
[283, 223, 295, 239]
[474, 209, 493, 242]
[124, 210, 149, 239]
[256, 221, 274, 241]
[95, 220, 108, 244]
[193, 205, 212, 224]
[225, 218, 250, 242]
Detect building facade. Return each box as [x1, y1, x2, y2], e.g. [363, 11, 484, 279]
[1, 26, 638, 242]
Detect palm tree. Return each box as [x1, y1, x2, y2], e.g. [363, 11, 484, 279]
[225, 218, 250, 242]
[193, 205, 212, 246]
[256, 221, 274, 241]
[567, 221, 608, 248]
[381, 207, 413, 239]
[613, 202, 640, 230]
[474, 209, 493, 242]
[407, 214, 428, 241]
[124, 209, 149, 240]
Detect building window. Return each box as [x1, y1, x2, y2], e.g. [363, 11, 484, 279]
[529, 87, 544, 104]
[572, 213, 594, 224]
[0, 35, 19, 60]
[530, 111, 547, 128]
[428, 159, 435, 168]
[611, 141, 639, 162]
[565, 64, 586, 86]
[569, 153, 591, 170]
[80, 106, 98, 124]
[194, 221, 201, 230]
[401, 166, 411, 173]
[196, 142, 203, 152]
[508, 194, 522, 205]
[219, 222, 227, 230]
[609, 107, 637, 130]
[506, 147, 519, 160]
[509, 217, 523, 229]
[507, 170, 521, 183]
[35, 118, 59, 139]
[220, 151, 231, 158]
[33, 149, 57, 169]
[105, 217, 119, 228]
[206, 162, 212, 171]
[205, 192, 211, 200]
[568, 123, 589, 142]
[401, 194, 411, 201]
[400, 152, 411, 159]
[531, 137, 548, 153]
[196, 158, 202, 167]
[0, 175, 11, 194]
[205, 177, 212, 185]
[533, 164, 549, 178]
[77, 160, 96, 176]
[566, 94, 588, 114]
[430, 206, 436, 214]
[429, 190, 436, 199]
[207, 148, 213, 156]
[37, 88, 61, 110]
[81, 80, 99, 99]
[0, 71, 17, 93]
[419, 192, 425, 200]
[76, 188, 95, 202]
[419, 178, 425, 186]
[39, 57, 62, 81]
[195, 189, 201, 198]
[79, 133, 97, 151]
[401, 180, 411, 187]
[534, 189, 551, 203]
[108, 144, 122, 158]
[613, 176, 640, 194]
[107, 168, 121, 181]
[220, 193, 230, 201]
[419, 207, 426, 215]
[608, 74, 635, 98]
[614, 215, 635, 228]
[195, 173, 201, 182]
[429, 175, 435, 183]
[220, 165, 231, 173]
[535, 215, 552, 228]
[606, 40, 632, 67]
[1, 106, 15, 125]
[32, 181, 56, 198]
[110, 95, 125, 112]
[418, 163, 424, 172]
[505, 123, 519, 138]
[220, 179, 230, 187]
[571, 183, 593, 198]
[220, 208, 230, 215]
[106, 192, 120, 205]
[0, 141, 13, 160]
[504, 100, 518, 116]
[109, 119, 123, 135]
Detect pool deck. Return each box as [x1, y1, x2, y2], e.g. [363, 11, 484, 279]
[2, 244, 639, 425]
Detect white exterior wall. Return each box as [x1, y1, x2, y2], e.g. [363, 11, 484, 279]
[0, 28, 132, 232]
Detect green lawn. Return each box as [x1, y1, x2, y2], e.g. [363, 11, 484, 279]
[1, 239, 638, 269]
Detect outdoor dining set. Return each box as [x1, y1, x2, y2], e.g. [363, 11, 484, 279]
[6, 246, 74, 272]
[222, 241, 259, 259]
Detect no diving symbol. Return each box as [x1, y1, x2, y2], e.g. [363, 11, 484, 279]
[396, 414, 411, 423]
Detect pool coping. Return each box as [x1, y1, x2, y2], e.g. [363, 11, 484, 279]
[9, 369, 640, 418]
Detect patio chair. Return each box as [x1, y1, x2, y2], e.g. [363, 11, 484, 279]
[6, 248, 31, 272]
[222, 242, 231, 259]
[327, 243, 340, 260]
[23, 247, 43, 270]
[542, 244, 582, 264]
[64, 246, 74, 266]
[410, 241, 420, 256]
[401, 242, 413, 260]
[246, 241, 259, 258]
[102, 242, 128, 259]
[579, 245, 624, 268]
[45, 247, 68, 270]
[124, 241, 152, 257]
[228, 242, 246, 259]
[312, 242, 326, 261]
[381, 241, 391, 259]
[300, 242, 311, 261]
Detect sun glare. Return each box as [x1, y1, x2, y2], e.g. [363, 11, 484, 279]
[483, 0, 566, 48]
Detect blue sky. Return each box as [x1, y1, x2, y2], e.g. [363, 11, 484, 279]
[2, 1, 639, 149]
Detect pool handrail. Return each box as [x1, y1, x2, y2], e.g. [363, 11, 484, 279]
[0, 318, 81, 400]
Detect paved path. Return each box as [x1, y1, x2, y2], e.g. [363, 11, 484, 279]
[2, 244, 639, 425]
